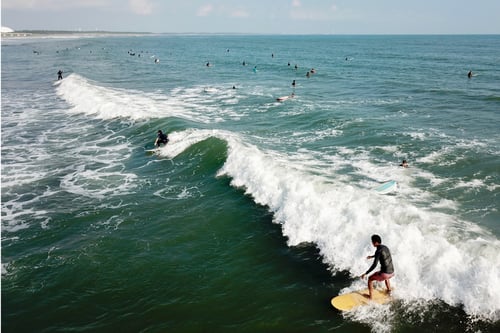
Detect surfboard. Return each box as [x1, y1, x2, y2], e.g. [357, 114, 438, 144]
[331, 288, 391, 311]
[276, 96, 290, 102]
[145, 148, 160, 155]
[374, 180, 397, 194]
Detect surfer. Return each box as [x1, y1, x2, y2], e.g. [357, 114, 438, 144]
[57, 70, 63, 80]
[292, 80, 296, 88]
[276, 93, 295, 102]
[400, 159, 409, 168]
[154, 130, 169, 148]
[360, 235, 394, 299]
[468, 70, 473, 78]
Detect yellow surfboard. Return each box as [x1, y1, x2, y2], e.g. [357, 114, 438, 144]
[331, 288, 392, 311]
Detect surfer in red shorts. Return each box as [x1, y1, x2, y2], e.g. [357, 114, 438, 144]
[360, 234, 394, 299]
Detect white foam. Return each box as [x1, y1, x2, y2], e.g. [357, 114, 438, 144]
[56, 74, 199, 122]
[56, 74, 246, 123]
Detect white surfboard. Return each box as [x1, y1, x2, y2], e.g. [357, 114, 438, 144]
[374, 180, 397, 194]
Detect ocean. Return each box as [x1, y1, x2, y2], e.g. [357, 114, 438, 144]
[1, 34, 499, 333]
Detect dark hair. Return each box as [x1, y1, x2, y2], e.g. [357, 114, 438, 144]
[371, 234, 382, 244]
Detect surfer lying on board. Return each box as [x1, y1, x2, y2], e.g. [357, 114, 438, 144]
[360, 235, 394, 299]
[276, 93, 295, 102]
[154, 130, 169, 148]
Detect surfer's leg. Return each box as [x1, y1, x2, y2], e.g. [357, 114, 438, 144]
[382, 273, 394, 293]
[367, 277, 374, 299]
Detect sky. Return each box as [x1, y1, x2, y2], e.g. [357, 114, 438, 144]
[2, 0, 500, 34]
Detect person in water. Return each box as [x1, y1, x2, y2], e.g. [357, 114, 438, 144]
[360, 234, 394, 299]
[400, 159, 409, 168]
[468, 70, 473, 78]
[154, 130, 169, 147]
[57, 70, 63, 80]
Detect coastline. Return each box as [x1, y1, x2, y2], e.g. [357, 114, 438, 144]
[1, 30, 153, 40]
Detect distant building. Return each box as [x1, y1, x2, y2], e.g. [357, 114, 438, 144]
[1, 26, 32, 37]
[1, 26, 14, 33]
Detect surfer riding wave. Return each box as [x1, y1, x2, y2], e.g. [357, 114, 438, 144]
[361, 234, 394, 299]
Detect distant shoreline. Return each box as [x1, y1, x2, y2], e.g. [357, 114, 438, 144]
[2, 30, 498, 40]
[1, 30, 153, 39]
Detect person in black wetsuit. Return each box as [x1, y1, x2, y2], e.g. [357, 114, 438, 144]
[154, 130, 169, 147]
[360, 234, 394, 299]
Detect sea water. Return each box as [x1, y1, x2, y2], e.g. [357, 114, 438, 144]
[2, 34, 499, 333]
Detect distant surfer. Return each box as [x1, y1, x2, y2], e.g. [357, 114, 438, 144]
[468, 70, 473, 78]
[360, 235, 394, 299]
[276, 92, 295, 102]
[154, 130, 169, 148]
[292, 80, 296, 88]
[400, 159, 409, 168]
[57, 70, 63, 80]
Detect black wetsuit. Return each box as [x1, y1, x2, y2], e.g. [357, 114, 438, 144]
[156, 132, 169, 146]
[365, 244, 394, 275]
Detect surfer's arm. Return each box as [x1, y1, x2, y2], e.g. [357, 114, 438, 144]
[364, 253, 380, 275]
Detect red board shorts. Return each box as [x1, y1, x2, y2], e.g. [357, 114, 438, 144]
[370, 271, 394, 281]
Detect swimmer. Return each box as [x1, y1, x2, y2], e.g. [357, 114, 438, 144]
[400, 159, 409, 168]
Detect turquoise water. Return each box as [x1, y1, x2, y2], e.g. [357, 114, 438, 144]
[2, 34, 500, 332]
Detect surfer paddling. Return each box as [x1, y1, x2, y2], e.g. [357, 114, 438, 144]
[360, 235, 394, 299]
[154, 130, 169, 148]
[276, 92, 295, 102]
